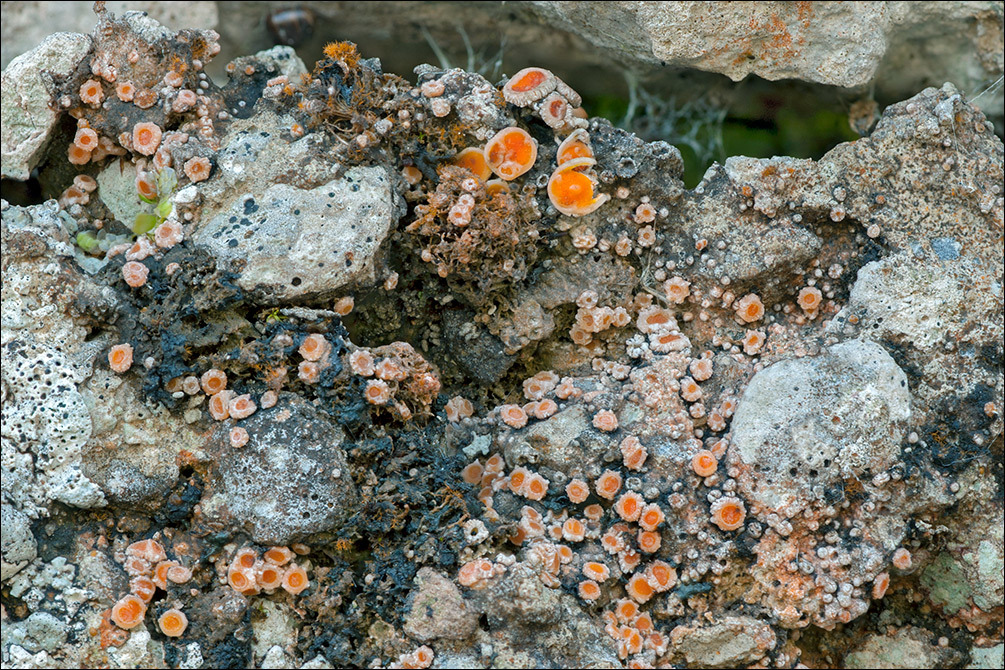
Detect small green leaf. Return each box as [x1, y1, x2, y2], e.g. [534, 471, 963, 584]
[155, 198, 174, 220]
[138, 191, 158, 205]
[76, 231, 99, 252]
[133, 213, 158, 234]
[157, 167, 177, 196]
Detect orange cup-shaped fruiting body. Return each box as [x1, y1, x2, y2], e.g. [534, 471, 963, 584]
[638, 503, 665, 532]
[578, 579, 602, 601]
[499, 404, 528, 429]
[111, 594, 147, 629]
[127, 539, 167, 564]
[593, 409, 618, 432]
[282, 564, 310, 594]
[614, 598, 639, 623]
[200, 369, 228, 395]
[626, 572, 655, 603]
[525, 473, 549, 501]
[299, 334, 329, 361]
[710, 496, 746, 531]
[233, 547, 258, 570]
[184, 156, 212, 183]
[153, 559, 178, 589]
[109, 343, 134, 373]
[130, 576, 156, 603]
[594, 470, 622, 500]
[565, 478, 590, 504]
[461, 461, 483, 485]
[227, 564, 256, 593]
[229, 426, 250, 449]
[122, 261, 149, 288]
[892, 547, 913, 571]
[484, 127, 537, 181]
[614, 491, 643, 522]
[68, 143, 92, 165]
[502, 67, 556, 107]
[264, 546, 294, 566]
[872, 572, 891, 600]
[582, 561, 611, 583]
[691, 450, 718, 477]
[646, 560, 677, 592]
[562, 518, 586, 542]
[80, 79, 104, 105]
[637, 530, 661, 554]
[619, 436, 647, 471]
[451, 147, 493, 182]
[132, 122, 162, 156]
[485, 179, 510, 197]
[735, 293, 765, 323]
[548, 157, 609, 217]
[228, 393, 257, 420]
[557, 129, 594, 165]
[74, 127, 99, 152]
[158, 608, 188, 637]
[257, 562, 285, 591]
[136, 171, 158, 201]
[508, 466, 529, 494]
[798, 286, 823, 312]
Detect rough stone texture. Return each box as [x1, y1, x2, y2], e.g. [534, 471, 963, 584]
[1, 32, 92, 179]
[402, 567, 478, 642]
[968, 645, 1005, 669]
[79, 368, 201, 510]
[0, 8, 1002, 670]
[0, 612, 68, 654]
[922, 498, 1004, 614]
[844, 626, 964, 668]
[729, 339, 911, 516]
[466, 563, 621, 668]
[206, 395, 357, 544]
[0, 1, 218, 69]
[193, 112, 404, 300]
[0, 502, 36, 580]
[669, 615, 777, 668]
[529, 2, 1003, 92]
[1, 201, 109, 512]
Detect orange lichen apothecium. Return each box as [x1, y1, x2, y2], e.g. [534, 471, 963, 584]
[484, 127, 537, 181]
[110, 594, 147, 629]
[451, 147, 493, 182]
[557, 129, 593, 165]
[548, 157, 609, 217]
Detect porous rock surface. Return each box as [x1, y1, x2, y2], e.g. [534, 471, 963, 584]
[0, 5, 1002, 670]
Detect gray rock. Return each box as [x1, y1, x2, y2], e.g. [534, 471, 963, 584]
[0, 502, 36, 581]
[95, 160, 149, 230]
[730, 339, 911, 516]
[669, 615, 777, 668]
[1, 2, 218, 70]
[79, 368, 200, 510]
[250, 45, 307, 79]
[252, 601, 297, 666]
[196, 167, 400, 298]
[2, 202, 109, 512]
[525, 2, 1003, 119]
[845, 626, 963, 669]
[968, 645, 1005, 670]
[921, 502, 1004, 613]
[193, 113, 403, 299]
[403, 567, 478, 642]
[212, 395, 357, 544]
[1, 32, 92, 180]
[19, 610, 67, 650]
